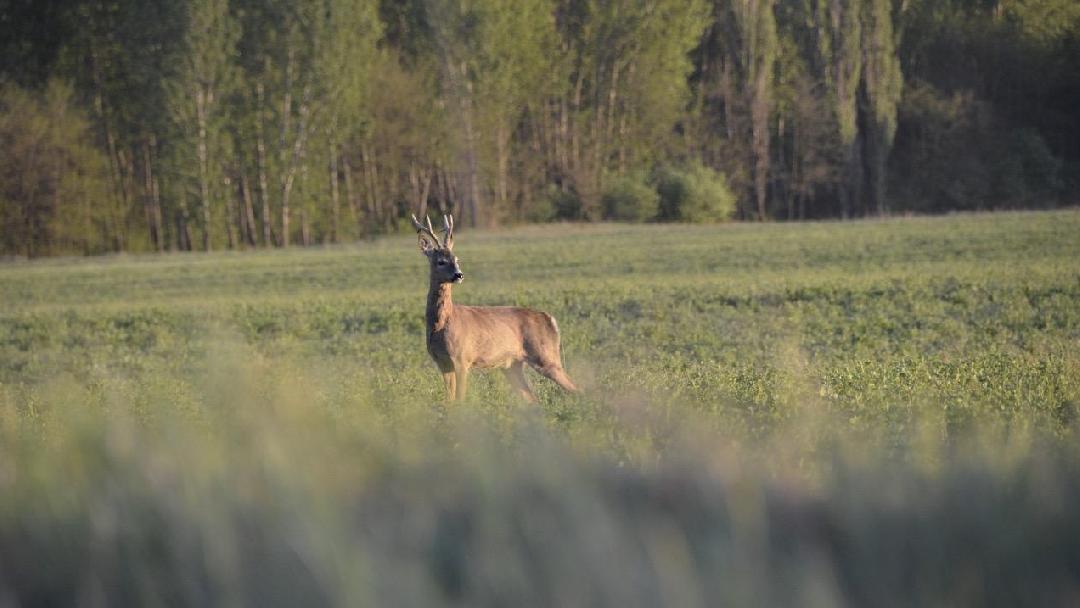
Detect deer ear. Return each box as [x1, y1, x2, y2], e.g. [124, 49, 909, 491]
[418, 233, 436, 254]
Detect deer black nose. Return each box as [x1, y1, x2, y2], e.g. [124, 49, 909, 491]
[453, 272, 463, 281]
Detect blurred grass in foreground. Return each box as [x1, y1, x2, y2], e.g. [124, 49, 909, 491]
[1, 211, 1080, 605]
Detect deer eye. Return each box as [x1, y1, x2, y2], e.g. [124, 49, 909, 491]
[437, 260, 446, 266]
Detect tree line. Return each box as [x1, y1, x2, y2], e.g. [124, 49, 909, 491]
[1, 0, 1077, 256]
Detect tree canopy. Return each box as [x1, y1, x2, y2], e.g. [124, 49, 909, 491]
[1, 0, 1077, 256]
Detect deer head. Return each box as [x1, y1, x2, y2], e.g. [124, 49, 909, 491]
[412, 214, 462, 284]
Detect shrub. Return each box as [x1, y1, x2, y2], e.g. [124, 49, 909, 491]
[890, 82, 1065, 212]
[0, 80, 114, 256]
[545, 186, 582, 221]
[523, 189, 558, 222]
[601, 173, 659, 221]
[655, 163, 737, 222]
[992, 128, 1063, 207]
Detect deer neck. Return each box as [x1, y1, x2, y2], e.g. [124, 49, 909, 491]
[427, 281, 454, 333]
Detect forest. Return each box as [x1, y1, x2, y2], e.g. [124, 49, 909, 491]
[1, 0, 1078, 256]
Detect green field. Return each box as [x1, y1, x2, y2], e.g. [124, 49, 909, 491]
[2, 211, 1080, 604]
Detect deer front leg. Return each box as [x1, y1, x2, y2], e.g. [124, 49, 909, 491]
[442, 371, 456, 401]
[454, 367, 469, 401]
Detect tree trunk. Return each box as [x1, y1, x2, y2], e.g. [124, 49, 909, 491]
[420, 167, 432, 218]
[89, 42, 127, 252]
[495, 123, 510, 217]
[177, 195, 193, 251]
[361, 144, 382, 232]
[617, 113, 628, 175]
[240, 170, 257, 247]
[606, 63, 621, 144]
[142, 138, 163, 251]
[151, 157, 165, 251]
[865, 117, 889, 216]
[342, 153, 361, 233]
[300, 209, 310, 246]
[196, 86, 212, 251]
[456, 61, 483, 228]
[537, 99, 553, 175]
[224, 174, 237, 250]
[279, 84, 313, 248]
[558, 95, 569, 185]
[571, 69, 584, 172]
[751, 99, 770, 221]
[280, 46, 293, 244]
[255, 81, 274, 247]
[329, 138, 340, 243]
[105, 148, 134, 251]
[409, 162, 433, 220]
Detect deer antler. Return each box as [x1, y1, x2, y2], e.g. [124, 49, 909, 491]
[411, 214, 441, 247]
[442, 214, 454, 248]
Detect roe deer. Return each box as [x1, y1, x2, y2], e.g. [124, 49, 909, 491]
[411, 213, 578, 402]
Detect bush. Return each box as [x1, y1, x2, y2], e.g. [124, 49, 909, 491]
[544, 186, 582, 221]
[655, 163, 737, 223]
[889, 83, 989, 212]
[523, 188, 558, 223]
[601, 173, 659, 221]
[992, 128, 1063, 207]
[890, 82, 1065, 212]
[0, 80, 114, 256]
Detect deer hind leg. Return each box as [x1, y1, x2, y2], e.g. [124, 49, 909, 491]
[504, 361, 537, 403]
[442, 371, 456, 401]
[530, 359, 579, 393]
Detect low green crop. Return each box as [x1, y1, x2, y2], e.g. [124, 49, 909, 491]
[1, 210, 1079, 605]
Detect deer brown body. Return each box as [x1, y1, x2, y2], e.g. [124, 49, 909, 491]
[414, 214, 578, 402]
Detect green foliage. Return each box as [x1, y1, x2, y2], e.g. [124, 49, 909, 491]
[819, 0, 863, 147]
[891, 83, 1065, 212]
[430, 0, 557, 221]
[547, 186, 583, 221]
[889, 0, 1080, 214]
[600, 172, 658, 222]
[165, 0, 240, 251]
[655, 163, 737, 223]
[610, 0, 711, 163]
[994, 128, 1064, 206]
[1, 0, 1079, 253]
[860, 0, 903, 213]
[7, 210, 1075, 431]
[522, 189, 558, 222]
[550, 0, 710, 217]
[723, 0, 778, 219]
[0, 81, 114, 257]
[1002, 0, 1080, 42]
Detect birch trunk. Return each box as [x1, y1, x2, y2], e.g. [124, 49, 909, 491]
[142, 138, 164, 251]
[255, 81, 273, 246]
[342, 153, 362, 233]
[329, 137, 340, 243]
[279, 46, 294, 247]
[241, 170, 258, 247]
[196, 85, 213, 250]
[495, 123, 510, 215]
[280, 84, 313, 247]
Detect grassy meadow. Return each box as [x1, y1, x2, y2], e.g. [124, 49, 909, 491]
[2, 210, 1080, 605]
